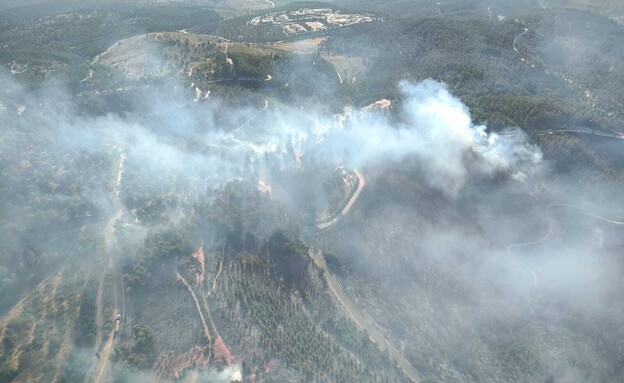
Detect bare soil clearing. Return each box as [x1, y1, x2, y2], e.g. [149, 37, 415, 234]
[274, 37, 327, 54]
[96, 34, 169, 78]
[275, 37, 365, 81]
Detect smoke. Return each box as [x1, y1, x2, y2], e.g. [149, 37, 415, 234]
[2, 66, 542, 200]
[198, 364, 242, 382]
[312, 80, 543, 194]
[2, 41, 623, 381]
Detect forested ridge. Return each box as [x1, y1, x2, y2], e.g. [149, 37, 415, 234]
[1, 1, 624, 382]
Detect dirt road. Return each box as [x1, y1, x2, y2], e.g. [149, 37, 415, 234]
[513, 28, 528, 53]
[224, 43, 234, 66]
[335, 69, 343, 84]
[506, 219, 553, 253]
[81, 69, 94, 83]
[188, 62, 201, 77]
[549, 204, 624, 225]
[176, 265, 212, 342]
[88, 149, 126, 383]
[234, 99, 270, 132]
[207, 260, 223, 297]
[506, 218, 552, 287]
[505, 203, 624, 288]
[537, 129, 624, 140]
[309, 249, 421, 382]
[317, 169, 365, 230]
[511, 24, 617, 119]
[92, 331, 115, 383]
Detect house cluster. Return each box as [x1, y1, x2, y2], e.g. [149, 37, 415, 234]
[249, 8, 377, 36]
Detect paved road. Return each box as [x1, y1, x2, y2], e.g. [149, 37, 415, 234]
[309, 249, 421, 382]
[537, 129, 624, 140]
[317, 169, 365, 230]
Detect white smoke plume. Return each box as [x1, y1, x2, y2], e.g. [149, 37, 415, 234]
[1, 65, 542, 200]
[253, 79, 544, 195]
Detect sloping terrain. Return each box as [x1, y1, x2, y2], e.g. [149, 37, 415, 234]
[2, 2, 624, 383]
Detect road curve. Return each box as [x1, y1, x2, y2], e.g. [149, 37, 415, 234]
[505, 203, 624, 254]
[317, 169, 365, 230]
[314, 169, 419, 380]
[505, 218, 552, 287]
[506, 218, 553, 253]
[505, 203, 624, 288]
[513, 28, 528, 53]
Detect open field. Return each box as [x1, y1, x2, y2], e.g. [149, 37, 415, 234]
[275, 36, 366, 81]
[274, 37, 326, 54]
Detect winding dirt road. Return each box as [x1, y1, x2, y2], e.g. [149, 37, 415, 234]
[175, 253, 227, 361]
[506, 218, 552, 287]
[513, 28, 528, 54]
[505, 203, 624, 288]
[81, 69, 94, 83]
[317, 169, 365, 230]
[234, 99, 270, 132]
[511, 24, 618, 119]
[311, 169, 419, 380]
[506, 218, 553, 254]
[188, 62, 202, 77]
[207, 260, 223, 298]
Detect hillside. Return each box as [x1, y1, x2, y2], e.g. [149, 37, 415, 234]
[1, 1, 624, 383]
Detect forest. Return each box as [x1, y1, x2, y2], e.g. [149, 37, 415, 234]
[1, 1, 624, 382]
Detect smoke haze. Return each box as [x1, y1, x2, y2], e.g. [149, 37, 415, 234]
[2, 6, 624, 380]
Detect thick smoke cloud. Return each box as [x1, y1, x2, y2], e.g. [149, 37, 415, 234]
[308, 80, 543, 194]
[3, 68, 542, 199]
[2, 51, 623, 381]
